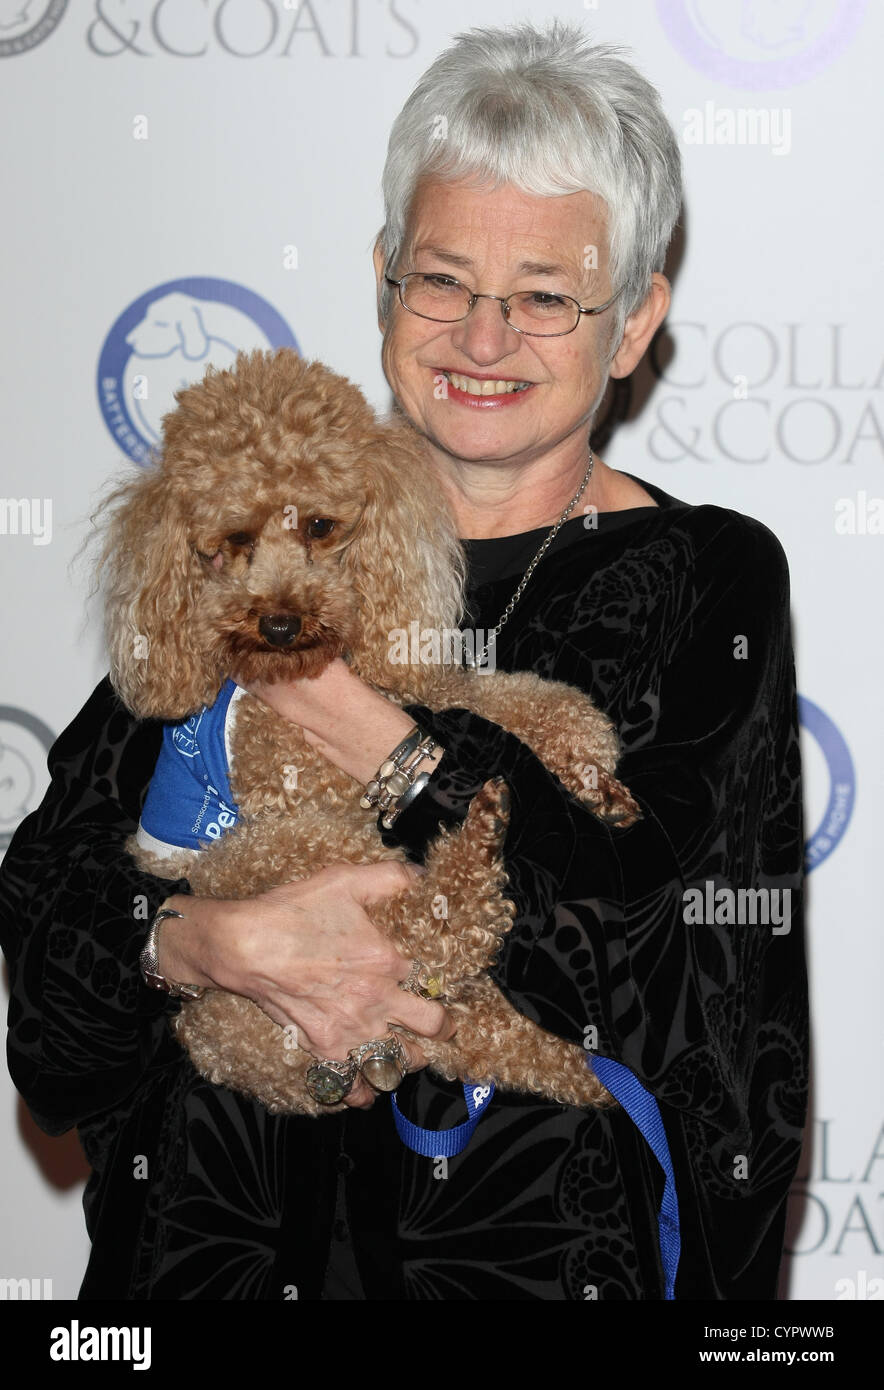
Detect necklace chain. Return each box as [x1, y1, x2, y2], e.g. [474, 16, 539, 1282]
[465, 447, 595, 669]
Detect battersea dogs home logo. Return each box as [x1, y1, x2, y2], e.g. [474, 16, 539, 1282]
[0, 707, 56, 853]
[0, 0, 68, 56]
[795, 700, 850, 872]
[656, 0, 867, 90]
[799, 696, 855, 871]
[97, 278, 299, 466]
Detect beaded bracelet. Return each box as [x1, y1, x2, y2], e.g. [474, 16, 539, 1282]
[360, 724, 438, 828]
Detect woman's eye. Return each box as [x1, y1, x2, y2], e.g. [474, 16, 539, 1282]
[528, 292, 568, 308]
[226, 531, 253, 547]
[422, 274, 460, 291]
[306, 517, 335, 539]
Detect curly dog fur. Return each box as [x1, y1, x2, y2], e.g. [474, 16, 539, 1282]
[99, 348, 641, 1115]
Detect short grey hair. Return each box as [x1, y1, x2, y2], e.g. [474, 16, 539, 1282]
[377, 20, 682, 353]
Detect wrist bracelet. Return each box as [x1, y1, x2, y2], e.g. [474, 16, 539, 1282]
[360, 724, 438, 827]
[139, 906, 206, 1001]
[384, 769, 432, 827]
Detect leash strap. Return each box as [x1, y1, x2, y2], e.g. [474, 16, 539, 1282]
[390, 1081, 495, 1158]
[391, 1056, 681, 1300]
[591, 1055, 681, 1300]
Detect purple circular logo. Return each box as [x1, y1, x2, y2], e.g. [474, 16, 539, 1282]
[657, 0, 867, 90]
[97, 277, 300, 466]
[799, 696, 855, 871]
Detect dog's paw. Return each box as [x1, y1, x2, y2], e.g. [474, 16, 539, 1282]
[464, 776, 510, 837]
[575, 768, 642, 827]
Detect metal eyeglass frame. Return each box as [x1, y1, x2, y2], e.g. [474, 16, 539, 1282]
[384, 272, 624, 338]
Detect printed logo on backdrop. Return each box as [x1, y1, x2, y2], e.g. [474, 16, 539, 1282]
[799, 696, 854, 872]
[785, 1115, 883, 1265]
[0, 0, 68, 56]
[83, 1, 419, 59]
[97, 278, 299, 466]
[0, 707, 55, 852]
[645, 322, 882, 468]
[657, 0, 867, 90]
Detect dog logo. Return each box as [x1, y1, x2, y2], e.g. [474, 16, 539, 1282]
[172, 712, 205, 760]
[799, 695, 855, 872]
[0, 0, 68, 57]
[0, 706, 56, 852]
[657, 0, 866, 89]
[97, 278, 300, 465]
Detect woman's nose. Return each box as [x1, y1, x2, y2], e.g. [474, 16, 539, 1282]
[449, 295, 522, 366]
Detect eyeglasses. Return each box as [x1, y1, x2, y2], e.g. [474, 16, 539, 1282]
[385, 272, 623, 338]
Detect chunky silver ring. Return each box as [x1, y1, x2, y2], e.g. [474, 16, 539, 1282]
[350, 1034, 408, 1093]
[398, 958, 445, 1001]
[304, 1056, 358, 1106]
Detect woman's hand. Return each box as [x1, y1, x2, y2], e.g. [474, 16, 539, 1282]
[243, 656, 444, 785]
[156, 861, 453, 1108]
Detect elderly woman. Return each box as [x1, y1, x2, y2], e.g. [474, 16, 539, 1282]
[0, 22, 807, 1301]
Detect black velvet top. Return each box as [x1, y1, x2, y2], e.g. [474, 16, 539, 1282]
[0, 471, 808, 1301]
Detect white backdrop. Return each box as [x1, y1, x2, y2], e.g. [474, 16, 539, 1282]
[1, 0, 881, 1302]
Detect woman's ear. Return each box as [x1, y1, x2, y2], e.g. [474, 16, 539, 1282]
[100, 468, 220, 719]
[372, 233, 389, 334]
[608, 273, 672, 379]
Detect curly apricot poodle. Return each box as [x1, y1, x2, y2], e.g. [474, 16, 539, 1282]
[99, 348, 640, 1115]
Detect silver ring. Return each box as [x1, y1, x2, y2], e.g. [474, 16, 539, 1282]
[350, 1034, 408, 1093]
[304, 1056, 358, 1105]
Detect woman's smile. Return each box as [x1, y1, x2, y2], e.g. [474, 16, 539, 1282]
[434, 366, 536, 407]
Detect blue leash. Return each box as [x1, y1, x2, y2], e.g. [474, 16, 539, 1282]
[391, 1080, 495, 1158]
[592, 1056, 681, 1301]
[391, 1056, 681, 1300]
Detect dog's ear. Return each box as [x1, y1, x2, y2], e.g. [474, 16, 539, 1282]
[98, 464, 221, 720]
[339, 423, 466, 678]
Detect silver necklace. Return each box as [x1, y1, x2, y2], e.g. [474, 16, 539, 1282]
[463, 447, 595, 669]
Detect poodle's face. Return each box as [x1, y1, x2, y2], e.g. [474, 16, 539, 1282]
[104, 350, 465, 719]
[187, 475, 367, 686]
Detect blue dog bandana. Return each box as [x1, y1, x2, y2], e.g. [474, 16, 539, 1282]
[137, 678, 244, 855]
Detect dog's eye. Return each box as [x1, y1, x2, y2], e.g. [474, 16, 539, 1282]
[226, 531, 253, 548]
[306, 517, 335, 539]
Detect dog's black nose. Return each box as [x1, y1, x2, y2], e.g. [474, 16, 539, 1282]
[258, 614, 302, 647]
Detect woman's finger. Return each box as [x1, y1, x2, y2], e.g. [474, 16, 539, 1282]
[341, 1075, 378, 1109]
[338, 858, 426, 905]
[386, 989, 456, 1042]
